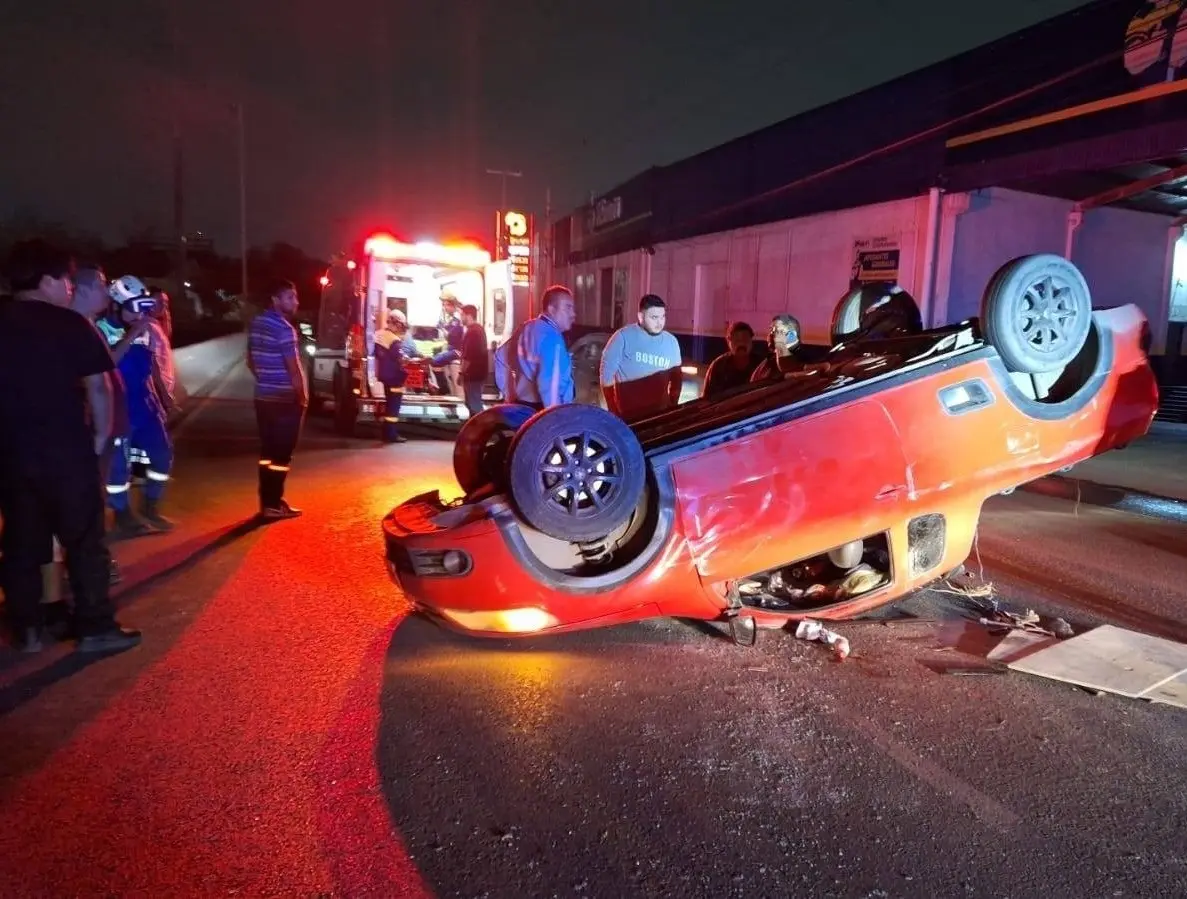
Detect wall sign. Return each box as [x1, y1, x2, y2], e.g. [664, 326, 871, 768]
[1126, 2, 1187, 81]
[851, 236, 901, 285]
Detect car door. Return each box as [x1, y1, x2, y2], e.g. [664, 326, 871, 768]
[668, 399, 913, 582]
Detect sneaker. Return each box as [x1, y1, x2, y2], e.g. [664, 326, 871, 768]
[14, 626, 44, 654]
[77, 626, 142, 654]
[260, 501, 302, 520]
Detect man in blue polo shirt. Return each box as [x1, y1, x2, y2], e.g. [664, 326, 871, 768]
[247, 279, 307, 520]
[494, 285, 577, 409]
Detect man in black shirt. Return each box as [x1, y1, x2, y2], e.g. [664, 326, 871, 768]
[702, 321, 762, 399]
[0, 241, 141, 654]
[459, 303, 488, 417]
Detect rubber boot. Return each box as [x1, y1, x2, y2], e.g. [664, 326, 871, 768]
[111, 508, 155, 540]
[141, 498, 175, 532]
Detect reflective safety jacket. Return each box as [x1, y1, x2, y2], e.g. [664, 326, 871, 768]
[98, 317, 165, 424]
[373, 328, 418, 386]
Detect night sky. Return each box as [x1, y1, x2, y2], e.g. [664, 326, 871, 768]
[2, 0, 1086, 256]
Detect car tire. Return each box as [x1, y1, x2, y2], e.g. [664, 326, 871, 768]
[830, 288, 866, 345]
[981, 254, 1093, 374]
[507, 404, 646, 543]
[453, 403, 536, 494]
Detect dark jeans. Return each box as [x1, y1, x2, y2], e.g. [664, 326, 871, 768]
[255, 399, 305, 508]
[0, 458, 116, 635]
[462, 379, 485, 418]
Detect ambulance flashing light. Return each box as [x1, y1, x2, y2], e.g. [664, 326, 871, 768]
[364, 232, 491, 269]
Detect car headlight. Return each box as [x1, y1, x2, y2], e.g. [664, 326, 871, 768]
[442, 550, 468, 574]
[407, 548, 473, 577]
[304, 343, 315, 356]
[439, 607, 560, 633]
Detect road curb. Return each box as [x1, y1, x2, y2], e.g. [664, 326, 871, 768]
[1022, 475, 1187, 524]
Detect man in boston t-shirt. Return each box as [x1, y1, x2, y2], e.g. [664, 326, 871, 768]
[599, 293, 683, 422]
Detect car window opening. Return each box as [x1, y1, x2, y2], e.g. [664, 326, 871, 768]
[732, 531, 893, 612]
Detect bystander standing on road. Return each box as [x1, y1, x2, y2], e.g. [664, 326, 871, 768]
[751, 314, 807, 382]
[494, 285, 577, 409]
[0, 240, 141, 654]
[459, 303, 488, 417]
[599, 293, 683, 421]
[148, 294, 177, 418]
[247, 279, 307, 519]
[72, 266, 133, 579]
[703, 321, 762, 399]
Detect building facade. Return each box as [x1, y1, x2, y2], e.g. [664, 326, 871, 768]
[550, 0, 1187, 368]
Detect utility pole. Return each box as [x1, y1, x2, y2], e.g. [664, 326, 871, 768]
[235, 102, 248, 300]
[173, 125, 186, 305]
[542, 185, 553, 297]
[170, 15, 187, 312]
[378, 4, 393, 216]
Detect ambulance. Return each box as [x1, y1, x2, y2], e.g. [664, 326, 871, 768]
[308, 232, 520, 434]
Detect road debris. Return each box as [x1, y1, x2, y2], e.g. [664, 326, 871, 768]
[967, 596, 1075, 640]
[795, 619, 851, 660]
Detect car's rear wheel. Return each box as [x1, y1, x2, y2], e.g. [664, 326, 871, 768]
[830, 288, 867, 345]
[981, 254, 1093, 374]
[452, 403, 536, 494]
[507, 404, 646, 543]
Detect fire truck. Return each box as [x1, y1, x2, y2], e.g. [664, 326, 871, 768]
[308, 232, 520, 434]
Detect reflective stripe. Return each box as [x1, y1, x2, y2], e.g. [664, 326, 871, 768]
[258, 459, 272, 467]
[266, 464, 290, 472]
[146, 470, 170, 482]
[106, 484, 131, 494]
[382, 416, 399, 423]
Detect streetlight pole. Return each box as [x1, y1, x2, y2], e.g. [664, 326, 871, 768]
[235, 102, 248, 300]
[484, 168, 522, 261]
[485, 168, 523, 213]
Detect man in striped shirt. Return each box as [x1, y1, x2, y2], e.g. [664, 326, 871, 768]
[247, 279, 307, 520]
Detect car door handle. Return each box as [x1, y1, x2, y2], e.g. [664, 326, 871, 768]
[876, 485, 906, 500]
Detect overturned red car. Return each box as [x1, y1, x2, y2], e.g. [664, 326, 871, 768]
[383, 255, 1158, 641]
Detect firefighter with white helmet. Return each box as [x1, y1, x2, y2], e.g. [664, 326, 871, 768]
[98, 275, 177, 533]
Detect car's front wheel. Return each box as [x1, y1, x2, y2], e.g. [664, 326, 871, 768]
[506, 404, 646, 543]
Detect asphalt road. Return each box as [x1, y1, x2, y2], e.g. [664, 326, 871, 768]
[1, 362, 1185, 899]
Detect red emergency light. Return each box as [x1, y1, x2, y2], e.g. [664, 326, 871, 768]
[364, 232, 491, 269]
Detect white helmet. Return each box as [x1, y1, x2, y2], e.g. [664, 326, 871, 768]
[109, 275, 150, 305]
